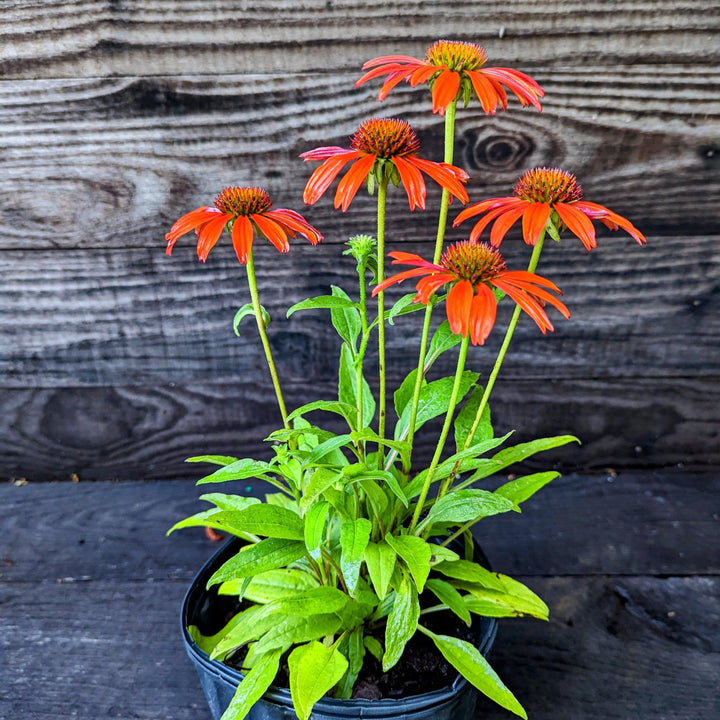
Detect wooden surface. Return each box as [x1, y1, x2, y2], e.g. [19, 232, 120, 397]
[1, 473, 718, 718]
[2, 1, 719, 481]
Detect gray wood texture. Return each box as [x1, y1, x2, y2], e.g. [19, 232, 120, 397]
[1, 0, 719, 480]
[1, 475, 717, 718]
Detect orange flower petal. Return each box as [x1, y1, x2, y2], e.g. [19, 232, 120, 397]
[196, 214, 230, 262]
[453, 197, 522, 226]
[493, 279, 553, 333]
[415, 272, 456, 304]
[469, 284, 497, 345]
[490, 205, 528, 247]
[521, 202, 552, 246]
[446, 279, 473, 337]
[466, 70, 501, 114]
[554, 202, 597, 250]
[252, 213, 289, 254]
[431, 69, 461, 115]
[393, 155, 427, 210]
[408, 156, 469, 204]
[372, 266, 433, 296]
[303, 151, 362, 205]
[230, 215, 254, 264]
[265, 208, 323, 245]
[334, 154, 377, 211]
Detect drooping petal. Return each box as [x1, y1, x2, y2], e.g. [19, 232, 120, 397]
[497, 273, 570, 319]
[445, 279, 473, 337]
[492, 278, 554, 334]
[573, 201, 646, 245]
[371, 266, 433, 296]
[360, 55, 424, 71]
[466, 70, 502, 114]
[378, 70, 416, 100]
[252, 213, 289, 254]
[230, 215, 254, 264]
[165, 207, 220, 252]
[299, 146, 352, 161]
[489, 204, 529, 247]
[196, 213, 231, 262]
[468, 284, 498, 345]
[414, 272, 456, 304]
[481, 68, 544, 111]
[393, 155, 427, 210]
[554, 202, 597, 250]
[453, 196, 523, 227]
[388, 251, 442, 270]
[408, 156, 469, 204]
[521, 202, 552, 245]
[334, 154, 377, 211]
[408, 64, 439, 87]
[265, 208, 323, 245]
[302, 151, 363, 205]
[431, 69, 461, 115]
[503, 270, 563, 293]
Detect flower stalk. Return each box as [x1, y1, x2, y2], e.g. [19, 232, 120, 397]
[375, 180, 388, 461]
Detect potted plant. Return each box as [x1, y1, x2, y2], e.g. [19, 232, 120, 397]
[166, 40, 645, 720]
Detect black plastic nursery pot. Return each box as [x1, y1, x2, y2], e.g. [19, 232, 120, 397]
[181, 538, 498, 720]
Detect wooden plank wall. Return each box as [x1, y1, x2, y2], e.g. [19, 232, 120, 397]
[1, 1, 719, 481]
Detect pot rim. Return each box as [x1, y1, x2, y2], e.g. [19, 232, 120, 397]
[181, 537, 498, 713]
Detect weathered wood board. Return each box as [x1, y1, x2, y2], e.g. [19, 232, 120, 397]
[1, 1, 718, 480]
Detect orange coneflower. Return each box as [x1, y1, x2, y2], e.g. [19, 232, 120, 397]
[372, 241, 569, 346]
[165, 187, 323, 264]
[454, 167, 647, 250]
[356, 40, 544, 116]
[301, 118, 469, 212]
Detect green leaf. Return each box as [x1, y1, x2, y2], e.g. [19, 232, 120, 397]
[219, 568, 319, 602]
[425, 578, 471, 625]
[331, 285, 362, 352]
[195, 458, 276, 485]
[364, 636, 384, 663]
[393, 368, 419, 421]
[303, 501, 330, 560]
[198, 493, 262, 512]
[454, 385, 493, 452]
[206, 538, 307, 587]
[383, 572, 419, 671]
[459, 574, 549, 620]
[336, 626, 365, 699]
[287, 294, 357, 318]
[420, 489, 516, 531]
[300, 467, 342, 510]
[186, 455, 238, 466]
[219, 649, 281, 720]
[421, 628, 527, 718]
[494, 471, 560, 506]
[384, 534, 432, 593]
[395, 371, 478, 441]
[187, 610, 246, 656]
[434, 559, 505, 591]
[255, 613, 343, 655]
[289, 641, 349, 720]
[363, 541, 396, 600]
[461, 436, 580, 488]
[340, 518, 372, 596]
[207, 504, 304, 540]
[233, 303, 270, 336]
[338, 343, 375, 425]
[429, 545, 460, 565]
[425, 321, 462, 370]
[287, 399, 359, 431]
[166, 508, 256, 539]
[304, 434, 353, 467]
[386, 292, 420, 325]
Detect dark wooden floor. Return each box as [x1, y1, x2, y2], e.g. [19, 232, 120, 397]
[1, 472, 718, 719]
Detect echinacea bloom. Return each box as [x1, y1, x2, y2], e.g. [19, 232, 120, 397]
[454, 167, 647, 250]
[372, 241, 569, 345]
[301, 118, 469, 212]
[165, 187, 323, 264]
[356, 40, 544, 116]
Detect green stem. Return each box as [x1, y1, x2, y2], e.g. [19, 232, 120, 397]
[355, 257, 370, 457]
[245, 248, 289, 429]
[376, 180, 388, 465]
[460, 234, 546, 453]
[408, 332, 470, 534]
[405, 100, 458, 471]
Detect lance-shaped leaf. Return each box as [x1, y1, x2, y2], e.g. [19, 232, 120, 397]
[425, 321, 463, 369]
[340, 518, 372, 596]
[300, 467, 342, 510]
[206, 538, 307, 587]
[287, 399, 359, 431]
[384, 534, 432, 593]
[339, 343, 375, 424]
[425, 578, 471, 625]
[363, 541, 396, 601]
[233, 302, 270, 335]
[207, 504, 304, 540]
[336, 626, 365, 699]
[383, 572, 420, 671]
[186, 455, 238, 466]
[419, 627, 527, 719]
[303, 434, 353, 467]
[494, 471, 560, 506]
[434, 559, 505, 590]
[198, 493, 262, 512]
[219, 568, 319, 602]
[329, 285, 361, 351]
[418, 489, 515, 533]
[288, 641, 349, 720]
[219, 648, 281, 720]
[304, 501, 330, 560]
[286, 294, 358, 318]
[195, 457, 276, 485]
[460, 575, 549, 620]
[454, 384, 493, 451]
[254, 613, 343, 655]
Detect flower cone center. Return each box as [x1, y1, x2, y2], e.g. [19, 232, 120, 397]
[425, 40, 487, 72]
[214, 187, 272, 216]
[513, 168, 583, 204]
[440, 241, 507, 284]
[350, 118, 421, 158]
